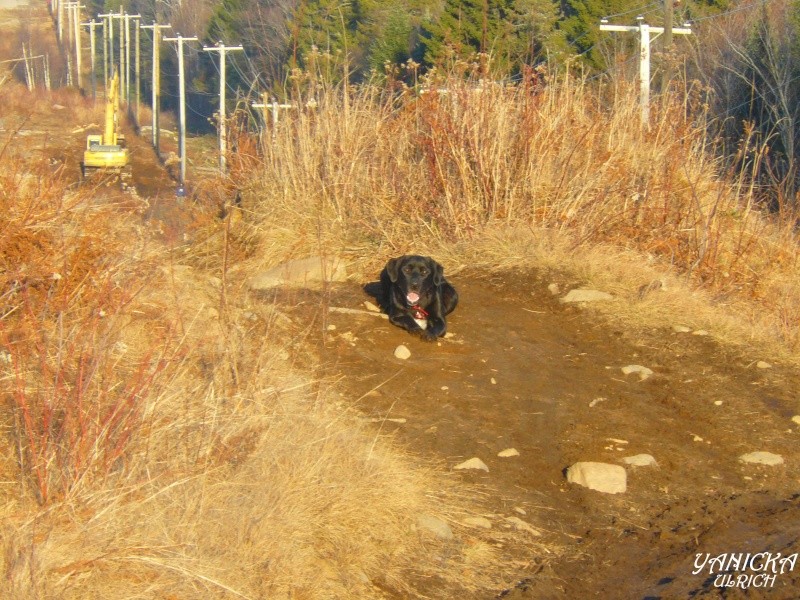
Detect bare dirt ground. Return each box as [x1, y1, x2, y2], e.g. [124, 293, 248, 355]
[267, 274, 800, 599]
[3, 3, 800, 598]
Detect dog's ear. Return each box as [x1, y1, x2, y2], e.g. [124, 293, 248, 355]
[385, 257, 402, 283]
[431, 259, 445, 286]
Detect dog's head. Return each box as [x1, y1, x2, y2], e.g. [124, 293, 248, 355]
[385, 255, 444, 305]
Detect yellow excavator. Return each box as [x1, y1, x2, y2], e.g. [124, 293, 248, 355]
[82, 70, 129, 176]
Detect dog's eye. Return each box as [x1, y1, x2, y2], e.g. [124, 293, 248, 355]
[419, 267, 428, 275]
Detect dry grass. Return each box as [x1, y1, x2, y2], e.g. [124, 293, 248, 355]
[232, 71, 800, 360]
[0, 81, 538, 598]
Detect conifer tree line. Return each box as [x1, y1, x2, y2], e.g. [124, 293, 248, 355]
[87, 0, 800, 204]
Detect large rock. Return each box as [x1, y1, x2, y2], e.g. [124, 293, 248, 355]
[739, 451, 784, 466]
[248, 256, 347, 290]
[560, 289, 614, 304]
[566, 461, 627, 494]
[416, 515, 454, 540]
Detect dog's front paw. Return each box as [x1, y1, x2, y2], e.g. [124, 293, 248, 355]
[419, 329, 439, 342]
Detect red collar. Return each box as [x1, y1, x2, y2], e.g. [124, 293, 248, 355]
[410, 304, 428, 320]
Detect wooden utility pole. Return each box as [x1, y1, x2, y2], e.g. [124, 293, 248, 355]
[662, 0, 674, 91]
[203, 41, 244, 174]
[141, 21, 171, 153]
[600, 16, 692, 126]
[164, 33, 198, 185]
[135, 18, 140, 123]
[99, 11, 115, 90]
[72, 2, 83, 90]
[252, 93, 293, 141]
[57, 0, 63, 43]
[114, 9, 124, 99]
[124, 13, 141, 107]
[83, 18, 101, 99]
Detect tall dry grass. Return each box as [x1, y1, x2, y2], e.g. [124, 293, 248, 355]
[0, 80, 531, 598]
[233, 69, 800, 356]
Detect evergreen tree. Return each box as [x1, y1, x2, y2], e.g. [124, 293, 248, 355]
[421, 0, 558, 73]
[289, 0, 359, 69]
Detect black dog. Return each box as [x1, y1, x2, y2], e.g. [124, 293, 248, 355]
[374, 255, 458, 341]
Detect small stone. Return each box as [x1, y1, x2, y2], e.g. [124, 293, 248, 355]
[394, 345, 411, 360]
[441, 386, 449, 391]
[326, 324, 337, 331]
[692, 330, 710, 336]
[672, 325, 692, 333]
[454, 457, 489, 472]
[739, 452, 784, 466]
[463, 517, 492, 529]
[756, 361, 772, 369]
[416, 515, 454, 540]
[364, 301, 380, 312]
[792, 416, 800, 426]
[621, 365, 654, 381]
[490, 377, 497, 385]
[714, 400, 723, 406]
[505, 516, 541, 536]
[547, 283, 560, 295]
[498, 448, 520, 458]
[560, 289, 614, 304]
[622, 454, 658, 467]
[566, 462, 627, 494]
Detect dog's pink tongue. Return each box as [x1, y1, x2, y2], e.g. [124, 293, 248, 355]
[406, 292, 420, 305]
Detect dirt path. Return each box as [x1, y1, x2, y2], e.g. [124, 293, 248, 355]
[272, 271, 800, 598]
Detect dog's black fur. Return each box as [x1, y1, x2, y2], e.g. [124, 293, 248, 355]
[367, 255, 458, 341]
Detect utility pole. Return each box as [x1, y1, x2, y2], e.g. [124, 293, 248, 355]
[72, 2, 84, 90]
[164, 33, 198, 186]
[252, 93, 293, 142]
[57, 0, 63, 43]
[203, 41, 244, 174]
[99, 11, 115, 91]
[113, 9, 124, 100]
[600, 16, 691, 126]
[135, 18, 141, 124]
[124, 13, 141, 107]
[141, 21, 171, 154]
[83, 18, 101, 99]
[662, 0, 674, 91]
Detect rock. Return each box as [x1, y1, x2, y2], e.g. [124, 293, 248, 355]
[672, 325, 692, 333]
[454, 457, 489, 472]
[566, 462, 627, 494]
[560, 289, 614, 304]
[248, 256, 347, 290]
[505, 516, 542, 536]
[756, 361, 772, 369]
[621, 364, 654, 381]
[498, 448, 520, 458]
[416, 515, 454, 540]
[739, 451, 784, 466]
[490, 377, 497, 385]
[463, 517, 492, 529]
[792, 416, 800, 426]
[394, 345, 411, 360]
[622, 454, 658, 467]
[547, 283, 560, 295]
